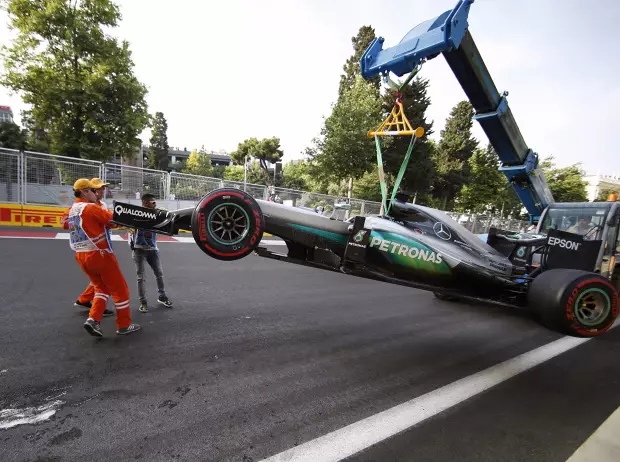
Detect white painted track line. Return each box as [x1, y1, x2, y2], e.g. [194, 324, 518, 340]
[261, 323, 619, 462]
[566, 405, 620, 462]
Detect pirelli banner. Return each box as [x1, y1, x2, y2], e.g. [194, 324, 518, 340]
[0, 203, 67, 228]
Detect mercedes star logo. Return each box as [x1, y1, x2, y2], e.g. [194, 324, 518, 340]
[433, 222, 452, 240]
[353, 230, 366, 242]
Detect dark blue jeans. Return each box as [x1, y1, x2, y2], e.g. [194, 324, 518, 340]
[132, 249, 166, 303]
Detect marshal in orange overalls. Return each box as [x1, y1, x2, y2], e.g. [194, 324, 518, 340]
[62, 178, 112, 308]
[67, 196, 133, 330]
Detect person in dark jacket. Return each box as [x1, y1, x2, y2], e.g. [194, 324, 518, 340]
[128, 193, 173, 313]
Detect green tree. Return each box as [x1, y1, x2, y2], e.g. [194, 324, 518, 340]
[210, 165, 226, 180]
[183, 149, 213, 176]
[223, 162, 264, 184]
[540, 156, 587, 203]
[456, 144, 524, 217]
[0, 0, 149, 161]
[289, 157, 334, 195]
[223, 165, 244, 182]
[308, 75, 382, 194]
[277, 160, 334, 192]
[431, 101, 479, 210]
[338, 25, 380, 99]
[280, 160, 310, 191]
[230, 137, 283, 184]
[0, 120, 28, 150]
[148, 112, 169, 170]
[20, 112, 50, 152]
[379, 76, 434, 197]
[351, 167, 385, 202]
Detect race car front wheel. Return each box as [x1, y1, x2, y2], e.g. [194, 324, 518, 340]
[191, 188, 265, 261]
[528, 269, 619, 337]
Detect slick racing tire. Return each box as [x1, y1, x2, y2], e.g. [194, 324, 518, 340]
[528, 269, 619, 337]
[191, 188, 265, 261]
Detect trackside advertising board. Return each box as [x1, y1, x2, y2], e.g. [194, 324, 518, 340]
[0, 203, 66, 227]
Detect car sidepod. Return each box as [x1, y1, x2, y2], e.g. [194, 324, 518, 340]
[362, 217, 514, 288]
[366, 229, 450, 275]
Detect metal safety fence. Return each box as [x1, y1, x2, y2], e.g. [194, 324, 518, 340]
[102, 163, 168, 201]
[1, 148, 103, 207]
[0, 148, 530, 233]
[445, 212, 532, 234]
[222, 180, 268, 200]
[24, 151, 102, 206]
[0, 148, 21, 204]
[168, 172, 224, 201]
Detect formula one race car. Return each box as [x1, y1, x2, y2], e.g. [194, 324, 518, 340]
[111, 188, 620, 338]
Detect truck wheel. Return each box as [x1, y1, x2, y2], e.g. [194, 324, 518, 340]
[528, 269, 619, 337]
[191, 188, 265, 261]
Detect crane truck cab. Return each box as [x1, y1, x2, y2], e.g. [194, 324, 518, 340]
[537, 201, 620, 284]
[483, 201, 620, 293]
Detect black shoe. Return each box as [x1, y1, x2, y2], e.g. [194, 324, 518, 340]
[157, 295, 173, 308]
[84, 318, 103, 337]
[75, 300, 92, 309]
[102, 309, 114, 317]
[116, 324, 141, 335]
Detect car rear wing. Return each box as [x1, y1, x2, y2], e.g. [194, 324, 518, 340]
[543, 229, 601, 272]
[486, 227, 601, 272]
[111, 201, 193, 236]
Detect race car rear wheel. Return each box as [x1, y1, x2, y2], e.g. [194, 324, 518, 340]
[527, 269, 619, 337]
[191, 188, 265, 261]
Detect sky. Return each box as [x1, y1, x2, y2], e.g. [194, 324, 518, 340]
[0, 0, 619, 176]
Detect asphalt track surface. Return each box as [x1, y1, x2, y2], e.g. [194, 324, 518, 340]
[1, 236, 620, 461]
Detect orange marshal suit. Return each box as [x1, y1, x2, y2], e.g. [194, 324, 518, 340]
[66, 198, 132, 328]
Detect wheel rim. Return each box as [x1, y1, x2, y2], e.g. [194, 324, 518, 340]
[574, 288, 611, 326]
[207, 203, 250, 245]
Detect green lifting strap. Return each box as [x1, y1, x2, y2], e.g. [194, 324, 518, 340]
[373, 65, 423, 215]
[374, 133, 417, 215]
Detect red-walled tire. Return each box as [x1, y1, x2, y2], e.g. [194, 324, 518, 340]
[191, 188, 265, 261]
[527, 269, 619, 337]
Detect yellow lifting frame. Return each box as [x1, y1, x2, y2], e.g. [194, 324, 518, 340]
[368, 100, 425, 138]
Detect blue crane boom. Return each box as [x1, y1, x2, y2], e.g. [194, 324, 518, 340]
[360, 0, 554, 222]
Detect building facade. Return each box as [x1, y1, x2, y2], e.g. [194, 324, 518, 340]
[107, 146, 232, 172]
[160, 147, 232, 172]
[584, 174, 620, 202]
[0, 106, 14, 123]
